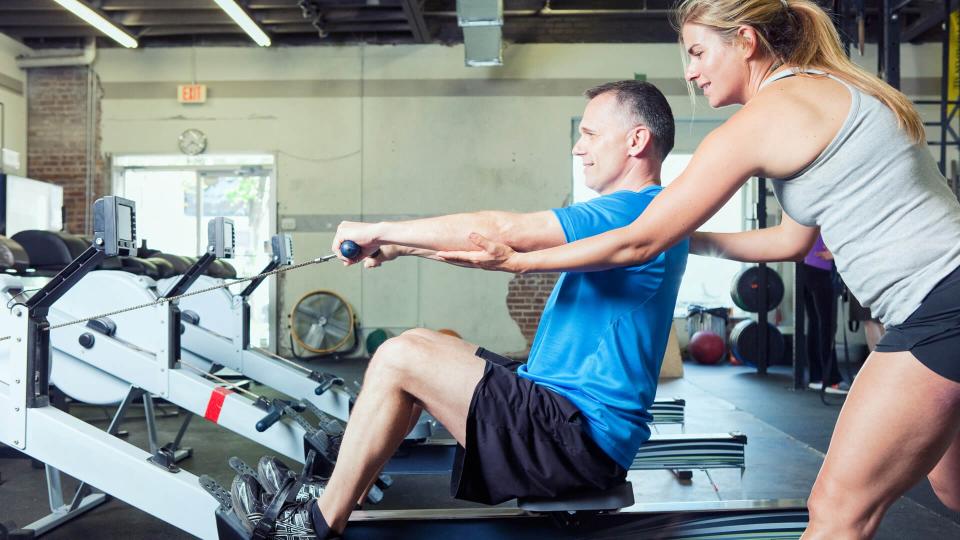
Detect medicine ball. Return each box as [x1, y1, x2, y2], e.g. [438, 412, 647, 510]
[688, 330, 726, 365]
[365, 328, 390, 356]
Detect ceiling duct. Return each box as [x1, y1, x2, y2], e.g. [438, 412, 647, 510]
[457, 0, 503, 67]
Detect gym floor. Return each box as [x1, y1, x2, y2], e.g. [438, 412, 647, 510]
[1, 357, 957, 539]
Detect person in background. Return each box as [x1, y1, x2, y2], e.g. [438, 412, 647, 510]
[801, 236, 848, 394]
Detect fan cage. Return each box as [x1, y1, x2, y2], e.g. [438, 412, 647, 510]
[290, 289, 356, 355]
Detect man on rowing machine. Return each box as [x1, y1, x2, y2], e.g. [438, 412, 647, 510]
[231, 80, 689, 539]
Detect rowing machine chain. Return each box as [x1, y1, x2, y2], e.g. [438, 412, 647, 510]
[0, 255, 337, 343]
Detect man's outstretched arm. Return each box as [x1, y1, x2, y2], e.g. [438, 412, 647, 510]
[332, 210, 567, 263]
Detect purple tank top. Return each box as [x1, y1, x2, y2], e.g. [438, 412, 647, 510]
[804, 236, 833, 271]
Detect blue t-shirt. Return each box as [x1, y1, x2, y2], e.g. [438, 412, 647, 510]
[517, 186, 688, 469]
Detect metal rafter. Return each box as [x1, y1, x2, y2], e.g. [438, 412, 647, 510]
[0, 0, 951, 48]
[902, 0, 949, 42]
[401, 0, 430, 43]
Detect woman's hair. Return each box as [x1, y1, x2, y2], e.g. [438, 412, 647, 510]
[675, 0, 924, 144]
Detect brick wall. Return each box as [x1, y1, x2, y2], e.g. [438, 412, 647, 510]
[505, 272, 559, 353]
[27, 66, 104, 235]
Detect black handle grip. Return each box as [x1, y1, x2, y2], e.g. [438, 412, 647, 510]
[340, 240, 361, 260]
[256, 408, 283, 432]
[314, 374, 344, 395]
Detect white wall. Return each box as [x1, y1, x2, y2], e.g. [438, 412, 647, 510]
[94, 41, 948, 354]
[0, 34, 28, 176]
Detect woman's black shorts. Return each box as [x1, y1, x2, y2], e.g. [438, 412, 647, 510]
[876, 264, 960, 382]
[450, 348, 626, 505]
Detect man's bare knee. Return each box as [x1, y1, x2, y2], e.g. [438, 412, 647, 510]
[401, 328, 439, 340]
[366, 333, 429, 383]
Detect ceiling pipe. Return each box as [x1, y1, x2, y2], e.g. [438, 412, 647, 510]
[17, 38, 97, 69]
[427, 8, 675, 17]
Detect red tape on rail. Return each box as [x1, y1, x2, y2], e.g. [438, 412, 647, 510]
[204, 387, 233, 423]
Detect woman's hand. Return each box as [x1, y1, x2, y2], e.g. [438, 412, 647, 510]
[363, 245, 402, 268]
[436, 233, 526, 273]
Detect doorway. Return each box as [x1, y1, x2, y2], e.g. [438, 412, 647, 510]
[112, 154, 277, 350]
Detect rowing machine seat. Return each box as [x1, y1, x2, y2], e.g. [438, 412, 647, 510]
[11, 230, 76, 272]
[150, 253, 194, 274]
[517, 481, 634, 513]
[207, 259, 237, 279]
[0, 235, 29, 273]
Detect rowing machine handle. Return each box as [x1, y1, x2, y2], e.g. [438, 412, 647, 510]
[340, 240, 361, 260]
[340, 240, 382, 261]
[256, 407, 283, 432]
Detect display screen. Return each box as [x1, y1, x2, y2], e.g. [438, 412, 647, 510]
[224, 221, 234, 247]
[117, 203, 133, 242]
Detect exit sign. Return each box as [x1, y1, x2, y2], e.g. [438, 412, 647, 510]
[178, 84, 207, 103]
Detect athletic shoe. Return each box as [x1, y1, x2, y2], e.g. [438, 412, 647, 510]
[825, 381, 850, 395]
[231, 473, 267, 535]
[230, 473, 319, 540]
[258, 455, 327, 502]
[808, 381, 850, 395]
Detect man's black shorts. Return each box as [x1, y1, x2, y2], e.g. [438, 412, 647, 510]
[450, 347, 626, 505]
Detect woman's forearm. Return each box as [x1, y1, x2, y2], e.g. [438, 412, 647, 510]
[692, 228, 808, 262]
[514, 226, 663, 273]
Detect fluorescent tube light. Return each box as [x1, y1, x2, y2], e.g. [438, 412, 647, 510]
[52, 0, 138, 49]
[212, 0, 272, 47]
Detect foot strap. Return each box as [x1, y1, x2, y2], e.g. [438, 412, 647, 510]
[252, 475, 301, 540]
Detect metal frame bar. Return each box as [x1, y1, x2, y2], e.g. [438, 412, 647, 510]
[340, 502, 809, 540]
[881, 0, 902, 89]
[793, 263, 807, 390]
[180, 323, 353, 422]
[48, 306, 311, 463]
[757, 178, 769, 375]
[941, 0, 956, 175]
[21, 407, 220, 538]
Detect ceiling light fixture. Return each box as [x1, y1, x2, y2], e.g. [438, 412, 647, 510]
[212, 0, 272, 47]
[52, 0, 138, 49]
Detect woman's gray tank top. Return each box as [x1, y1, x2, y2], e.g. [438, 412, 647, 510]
[766, 69, 960, 325]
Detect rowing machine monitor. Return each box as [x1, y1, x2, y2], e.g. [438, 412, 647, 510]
[271, 234, 294, 266]
[207, 217, 235, 259]
[93, 196, 137, 257]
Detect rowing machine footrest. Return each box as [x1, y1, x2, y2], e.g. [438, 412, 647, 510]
[201, 475, 248, 540]
[214, 509, 248, 540]
[303, 434, 337, 478]
[517, 481, 634, 513]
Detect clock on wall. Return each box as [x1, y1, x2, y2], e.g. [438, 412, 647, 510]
[178, 128, 207, 155]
